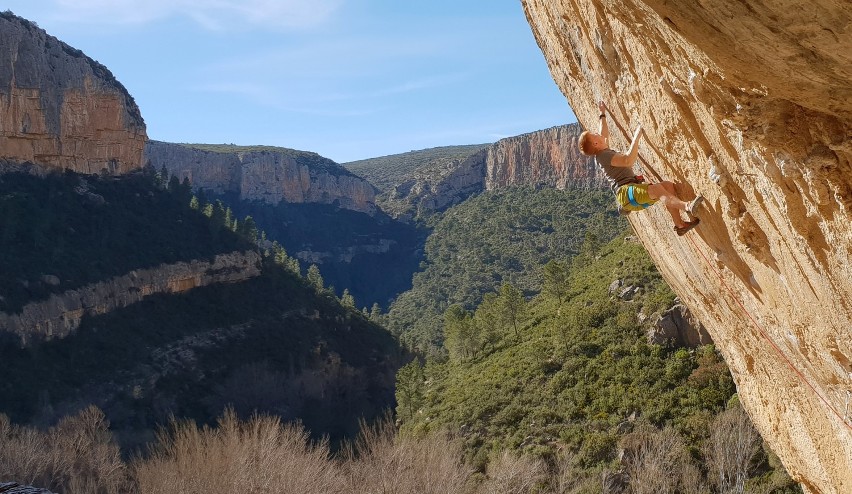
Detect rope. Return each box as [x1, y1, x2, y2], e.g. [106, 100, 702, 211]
[600, 107, 852, 431]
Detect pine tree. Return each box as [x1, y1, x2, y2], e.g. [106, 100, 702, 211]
[341, 288, 355, 309]
[443, 304, 479, 360]
[498, 282, 527, 340]
[306, 264, 324, 290]
[189, 196, 200, 210]
[395, 360, 424, 423]
[542, 260, 570, 305]
[369, 303, 383, 323]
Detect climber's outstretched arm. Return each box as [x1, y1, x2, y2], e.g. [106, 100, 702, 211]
[611, 125, 643, 168]
[598, 101, 610, 141]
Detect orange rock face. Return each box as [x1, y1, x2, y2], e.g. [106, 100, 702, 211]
[0, 13, 146, 174]
[485, 124, 607, 190]
[522, 0, 852, 491]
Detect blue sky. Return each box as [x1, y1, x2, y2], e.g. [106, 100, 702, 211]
[5, 0, 576, 163]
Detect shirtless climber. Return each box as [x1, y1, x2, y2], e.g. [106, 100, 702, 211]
[578, 101, 703, 236]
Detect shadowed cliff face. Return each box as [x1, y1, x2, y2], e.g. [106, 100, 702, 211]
[522, 1, 851, 491]
[0, 13, 146, 174]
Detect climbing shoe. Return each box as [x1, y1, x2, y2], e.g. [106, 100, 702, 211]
[686, 195, 704, 217]
[675, 218, 700, 236]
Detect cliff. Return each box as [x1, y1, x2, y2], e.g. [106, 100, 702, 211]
[0, 12, 146, 174]
[485, 124, 607, 190]
[144, 141, 377, 214]
[0, 250, 261, 345]
[345, 127, 607, 220]
[522, 1, 852, 492]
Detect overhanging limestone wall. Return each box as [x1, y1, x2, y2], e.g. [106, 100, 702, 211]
[522, 1, 852, 491]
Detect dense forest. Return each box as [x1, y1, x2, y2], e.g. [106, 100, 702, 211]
[0, 168, 252, 312]
[0, 167, 402, 454]
[384, 186, 625, 353]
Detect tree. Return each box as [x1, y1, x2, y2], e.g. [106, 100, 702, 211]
[369, 303, 383, 323]
[498, 283, 526, 340]
[238, 215, 258, 242]
[474, 292, 501, 350]
[705, 405, 761, 494]
[306, 264, 324, 291]
[443, 304, 479, 360]
[541, 260, 570, 305]
[395, 360, 424, 423]
[189, 195, 200, 210]
[341, 288, 355, 309]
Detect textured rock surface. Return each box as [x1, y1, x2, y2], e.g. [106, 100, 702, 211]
[523, 0, 852, 491]
[649, 304, 712, 348]
[0, 251, 261, 345]
[0, 13, 146, 174]
[485, 124, 608, 190]
[144, 141, 377, 214]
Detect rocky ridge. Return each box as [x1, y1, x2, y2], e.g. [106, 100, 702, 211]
[522, 1, 852, 491]
[0, 250, 261, 345]
[345, 125, 607, 219]
[0, 12, 146, 174]
[144, 141, 377, 214]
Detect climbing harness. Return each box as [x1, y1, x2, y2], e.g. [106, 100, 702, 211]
[602, 106, 852, 430]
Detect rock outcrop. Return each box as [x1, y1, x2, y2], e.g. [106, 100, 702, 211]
[522, 1, 852, 491]
[0, 251, 261, 345]
[144, 141, 377, 214]
[0, 12, 146, 174]
[485, 124, 607, 190]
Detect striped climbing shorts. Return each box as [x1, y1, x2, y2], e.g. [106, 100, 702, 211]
[615, 183, 657, 212]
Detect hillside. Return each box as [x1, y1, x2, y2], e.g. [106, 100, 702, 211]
[0, 167, 402, 452]
[523, 1, 852, 490]
[385, 186, 625, 352]
[398, 235, 798, 492]
[344, 144, 489, 195]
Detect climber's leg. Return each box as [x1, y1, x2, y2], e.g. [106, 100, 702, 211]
[648, 182, 688, 228]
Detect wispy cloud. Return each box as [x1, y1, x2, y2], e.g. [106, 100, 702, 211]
[47, 0, 342, 30]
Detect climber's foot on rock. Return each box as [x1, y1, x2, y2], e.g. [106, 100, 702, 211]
[686, 195, 704, 218]
[675, 218, 700, 237]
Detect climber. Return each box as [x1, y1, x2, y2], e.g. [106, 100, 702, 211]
[577, 101, 704, 236]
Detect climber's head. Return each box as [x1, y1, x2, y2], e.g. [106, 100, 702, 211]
[578, 131, 607, 155]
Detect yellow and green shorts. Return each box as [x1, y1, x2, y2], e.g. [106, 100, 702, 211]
[615, 183, 657, 212]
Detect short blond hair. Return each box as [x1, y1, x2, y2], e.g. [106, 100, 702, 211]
[577, 131, 596, 155]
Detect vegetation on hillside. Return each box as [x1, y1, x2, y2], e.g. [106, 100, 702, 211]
[394, 235, 799, 493]
[343, 144, 489, 195]
[385, 186, 625, 352]
[221, 194, 425, 309]
[0, 168, 252, 313]
[0, 166, 402, 453]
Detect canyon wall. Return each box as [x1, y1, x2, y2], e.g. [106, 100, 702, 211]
[0, 251, 261, 345]
[485, 124, 607, 190]
[0, 12, 146, 174]
[144, 141, 377, 214]
[522, 0, 852, 492]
